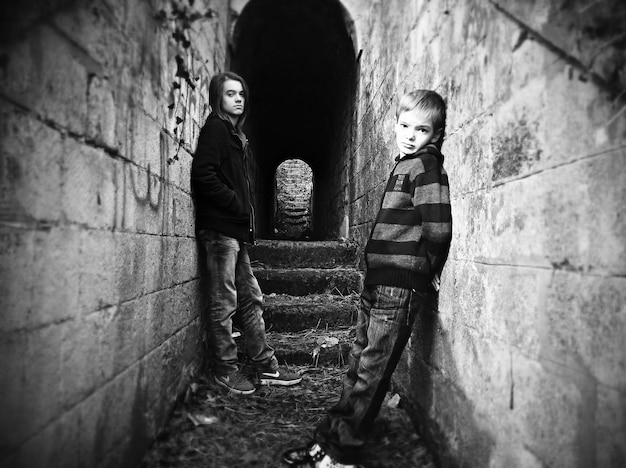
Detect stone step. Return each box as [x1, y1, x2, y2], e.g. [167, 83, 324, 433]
[284, 218, 307, 225]
[249, 239, 359, 269]
[263, 293, 359, 332]
[267, 327, 354, 367]
[254, 267, 362, 296]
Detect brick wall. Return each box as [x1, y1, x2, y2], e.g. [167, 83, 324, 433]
[0, 1, 229, 467]
[347, 0, 626, 466]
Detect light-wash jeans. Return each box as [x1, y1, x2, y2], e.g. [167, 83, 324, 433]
[314, 284, 428, 464]
[198, 229, 278, 376]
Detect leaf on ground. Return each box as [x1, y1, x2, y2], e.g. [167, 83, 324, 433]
[321, 337, 339, 348]
[186, 412, 218, 426]
[387, 393, 401, 409]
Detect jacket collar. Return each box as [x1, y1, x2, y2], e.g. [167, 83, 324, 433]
[208, 112, 248, 148]
[395, 143, 444, 165]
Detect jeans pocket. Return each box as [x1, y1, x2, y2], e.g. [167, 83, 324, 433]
[371, 285, 410, 323]
[199, 229, 238, 248]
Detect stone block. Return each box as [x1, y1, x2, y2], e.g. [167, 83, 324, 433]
[158, 132, 188, 190]
[445, 325, 513, 412]
[150, 236, 199, 292]
[72, 359, 162, 468]
[170, 187, 195, 237]
[0, 36, 38, 108]
[0, 324, 65, 452]
[86, 75, 117, 149]
[155, 290, 200, 356]
[544, 273, 626, 388]
[114, 231, 148, 299]
[444, 258, 626, 388]
[61, 141, 118, 230]
[8, 404, 82, 468]
[444, 118, 495, 195]
[37, 27, 88, 135]
[595, 385, 626, 467]
[116, 162, 170, 235]
[52, 1, 128, 73]
[80, 364, 144, 465]
[76, 230, 119, 313]
[104, 299, 149, 376]
[0, 26, 87, 136]
[0, 226, 81, 331]
[451, 150, 626, 275]
[432, 259, 626, 466]
[0, 102, 64, 224]
[61, 309, 119, 405]
[511, 351, 586, 467]
[541, 67, 626, 163]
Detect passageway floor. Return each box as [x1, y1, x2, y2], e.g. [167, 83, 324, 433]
[141, 364, 436, 468]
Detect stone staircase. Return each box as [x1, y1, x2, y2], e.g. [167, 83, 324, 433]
[248, 239, 363, 367]
[142, 238, 436, 468]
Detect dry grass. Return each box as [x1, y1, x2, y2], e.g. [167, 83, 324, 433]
[141, 364, 435, 468]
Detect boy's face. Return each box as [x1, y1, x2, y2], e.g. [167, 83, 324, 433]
[394, 108, 441, 157]
[221, 79, 245, 122]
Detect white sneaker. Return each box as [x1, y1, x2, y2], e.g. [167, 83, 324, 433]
[316, 454, 361, 468]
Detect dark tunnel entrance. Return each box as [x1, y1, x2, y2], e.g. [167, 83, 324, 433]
[231, 0, 357, 240]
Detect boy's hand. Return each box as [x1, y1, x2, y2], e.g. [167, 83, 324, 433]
[431, 273, 440, 292]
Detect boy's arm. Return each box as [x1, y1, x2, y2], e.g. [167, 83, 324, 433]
[413, 168, 452, 280]
[191, 122, 242, 213]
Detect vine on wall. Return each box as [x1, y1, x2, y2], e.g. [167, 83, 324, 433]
[155, 0, 217, 164]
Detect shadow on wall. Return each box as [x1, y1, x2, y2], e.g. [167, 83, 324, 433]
[394, 292, 495, 468]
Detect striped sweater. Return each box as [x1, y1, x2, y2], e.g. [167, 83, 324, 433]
[364, 144, 452, 291]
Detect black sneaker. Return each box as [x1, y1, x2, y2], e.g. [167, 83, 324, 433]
[258, 366, 303, 386]
[214, 371, 255, 395]
[282, 442, 324, 466]
[283, 443, 363, 467]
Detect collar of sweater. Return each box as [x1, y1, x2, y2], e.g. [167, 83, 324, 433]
[395, 143, 444, 165]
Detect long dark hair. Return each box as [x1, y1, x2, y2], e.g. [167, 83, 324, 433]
[208, 71, 250, 133]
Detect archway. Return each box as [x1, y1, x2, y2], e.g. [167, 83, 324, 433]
[231, 0, 357, 240]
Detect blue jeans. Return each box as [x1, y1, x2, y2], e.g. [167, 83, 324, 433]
[198, 229, 278, 376]
[314, 284, 428, 464]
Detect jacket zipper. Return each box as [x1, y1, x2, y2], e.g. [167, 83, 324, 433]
[241, 139, 255, 244]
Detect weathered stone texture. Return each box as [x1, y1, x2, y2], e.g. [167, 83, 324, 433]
[1, 0, 625, 466]
[274, 159, 313, 238]
[349, 0, 626, 466]
[0, 0, 226, 466]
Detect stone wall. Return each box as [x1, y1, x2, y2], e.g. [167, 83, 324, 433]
[1, 0, 624, 466]
[0, 1, 229, 466]
[348, 0, 626, 466]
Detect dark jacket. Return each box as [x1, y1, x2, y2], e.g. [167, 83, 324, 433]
[364, 144, 452, 291]
[191, 113, 255, 243]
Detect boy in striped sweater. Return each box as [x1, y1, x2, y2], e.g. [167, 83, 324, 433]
[283, 90, 452, 468]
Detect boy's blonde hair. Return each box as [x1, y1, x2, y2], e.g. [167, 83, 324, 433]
[396, 90, 447, 148]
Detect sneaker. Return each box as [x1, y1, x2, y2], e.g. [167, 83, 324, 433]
[282, 443, 361, 467]
[259, 366, 303, 386]
[282, 442, 324, 466]
[214, 371, 255, 395]
[317, 454, 361, 468]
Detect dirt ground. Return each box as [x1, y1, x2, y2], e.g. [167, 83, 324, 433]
[140, 363, 436, 468]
